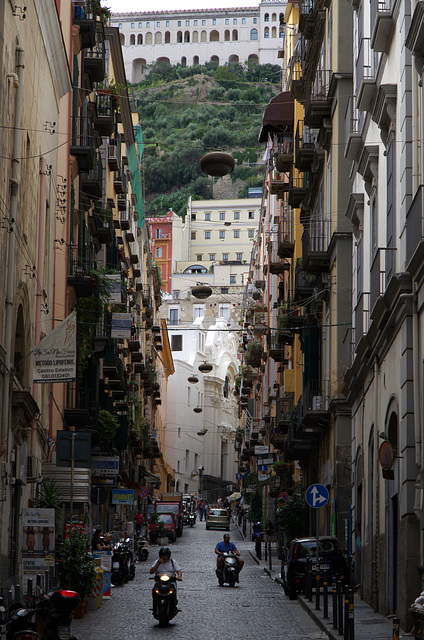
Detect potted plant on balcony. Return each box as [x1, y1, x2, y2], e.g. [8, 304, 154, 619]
[98, 409, 119, 443]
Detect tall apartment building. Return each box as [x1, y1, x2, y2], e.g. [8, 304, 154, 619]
[111, 0, 286, 82]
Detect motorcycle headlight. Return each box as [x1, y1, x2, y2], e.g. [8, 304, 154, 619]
[160, 575, 170, 582]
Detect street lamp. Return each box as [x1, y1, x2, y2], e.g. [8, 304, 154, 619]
[200, 152, 235, 177]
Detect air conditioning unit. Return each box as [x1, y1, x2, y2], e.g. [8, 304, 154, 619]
[27, 455, 41, 482]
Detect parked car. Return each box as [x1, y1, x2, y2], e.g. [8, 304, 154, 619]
[281, 536, 351, 600]
[149, 513, 177, 543]
[205, 508, 230, 531]
[252, 522, 264, 541]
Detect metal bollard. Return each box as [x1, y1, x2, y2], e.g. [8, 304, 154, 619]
[268, 542, 273, 571]
[306, 558, 313, 602]
[323, 571, 328, 619]
[27, 579, 33, 605]
[348, 588, 355, 640]
[344, 586, 349, 640]
[392, 616, 400, 640]
[15, 584, 21, 604]
[332, 582, 338, 629]
[255, 538, 262, 560]
[315, 568, 321, 610]
[338, 581, 344, 636]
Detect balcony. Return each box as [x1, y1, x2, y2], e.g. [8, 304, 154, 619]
[300, 380, 330, 433]
[286, 403, 313, 458]
[84, 41, 105, 83]
[273, 132, 294, 172]
[294, 261, 316, 302]
[80, 152, 103, 200]
[103, 344, 124, 380]
[88, 205, 114, 246]
[344, 96, 363, 161]
[108, 141, 120, 170]
[356, 38, 378, 111]
[406, 2, 424, 62]
[295, 120, 316, 171]
[276, 395, 294, 434]
[406, 185, 424, 266]
[298, 0, 315, 38]
[304, 70, 332, 128]
[370, 0, 395, 52]
[302, 224, 330, 273]
[269, 170, 289, 197]
[67, 244, 95, 297]
[288, 172, 308, 208]
[370, 249, 385, 311]
[269, 337, 290, 362]
[120, 210, 130, 231]
[94, 92, 115, 137]
[70, 117, 95, 172]
[288, 55, 305, 101]
[117, 194, 127, 211]
[354, 292, 370, 350]
[73, 1, 97, 49]
[269, 242, 290, 275]
[114, 169, 125, 194]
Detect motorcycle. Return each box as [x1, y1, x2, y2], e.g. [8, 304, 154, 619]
[151, 575, 179, 627]
[135, 536, 149, 562]
[216, 552, 239, 587]
[111, 538, 135, 585]
[188, 512, 196, 527]
[2, 604, 38, 640]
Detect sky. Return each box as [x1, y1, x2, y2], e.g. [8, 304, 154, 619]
[107, 0, 260, 13]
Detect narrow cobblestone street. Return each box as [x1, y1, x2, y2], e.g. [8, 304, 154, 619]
[72, 522, 327, 640]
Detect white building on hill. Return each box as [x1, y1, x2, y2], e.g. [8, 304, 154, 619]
[111, 0, 286, 82]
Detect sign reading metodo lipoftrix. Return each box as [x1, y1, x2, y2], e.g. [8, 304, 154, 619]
[33, 312, 77, 383]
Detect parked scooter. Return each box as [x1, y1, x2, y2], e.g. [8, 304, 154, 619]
[152, 575, 179, 627]
[135, 536, 149, 562]
[111, 538, 135, 585]
[2, 604, 38, 640]
[188, 512, 196, 527]
[216, 552, 239, 587]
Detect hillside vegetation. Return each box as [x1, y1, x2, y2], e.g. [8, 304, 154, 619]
[132, 61, 281, 217]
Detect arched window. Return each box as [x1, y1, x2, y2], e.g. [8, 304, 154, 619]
[250, 28, 258, 40]
[210, 29, 219, 42]
[272, 12, 277, 21]
[181, 56, 187, 67]
[248, 53, 259, 64]
[224, 29, 230, 41]
[210, 55, 219, 64]
[133, 58, 146, 83]
[201, 30, 207, 42]
[183, 265, 208, 274]
[156, 246, 162, 258]
[232, 29, 238, 41]
[184, 30, 190, 42]
[193, 55, 199, 64]
[137, 33, 142, 44]
[157, 56, 170, 64]
[264, 26, 270, 38]
[264, 13, 269, 21]
[120, 33, 125, 46]
[223, 375, 230, 398]
[229, 54, 239, 63]
[145, 32, 152, 44]
[130, 34, 135, 45]
[192, 31, 198, 43]
[272, 26, 277, 38]
[177, 30, 183, 43]
[165, 31, 171, 43]
[155, 31, 162, 44]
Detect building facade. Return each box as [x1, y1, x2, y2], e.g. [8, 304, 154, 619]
[111, 0, 286, 82]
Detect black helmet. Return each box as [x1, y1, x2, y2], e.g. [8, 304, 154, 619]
[159, 547, 171, 558]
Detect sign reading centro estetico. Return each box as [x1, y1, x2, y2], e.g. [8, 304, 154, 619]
[33, 312, 77, 383]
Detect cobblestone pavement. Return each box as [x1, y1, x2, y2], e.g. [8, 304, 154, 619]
[72, 520, 328, 640]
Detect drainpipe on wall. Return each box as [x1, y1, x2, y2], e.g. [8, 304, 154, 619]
[1, 47, 25, 456]
[373, 356, 380, 608]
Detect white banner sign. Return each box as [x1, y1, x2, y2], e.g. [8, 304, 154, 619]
[33, 312, 77, 383]
[111, 313, 132, 339]
[255, 445, 269, 455]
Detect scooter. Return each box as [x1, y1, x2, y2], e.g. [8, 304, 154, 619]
[216, 552, 239, 587]
[188, 512, 196, 527]
[111, 541, 129, 585]
[152, 574, 179, 627]
[2, 604, 38, 640]
[37, 589, 80, 640]
[135, 536, 149, 562]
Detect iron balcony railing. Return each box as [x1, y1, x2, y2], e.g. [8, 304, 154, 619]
[68, 243, 95, 276]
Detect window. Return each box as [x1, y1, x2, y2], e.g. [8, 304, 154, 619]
[223, 376, 230, 398]
[191, 231, 196, 240]
[233, 18, 237, 24]
[173, 290, 180, 299]
[213, 18, 216, 25]
[264, 27, 270, 38]
[146, 21, 150, 27]
[166, 20, 170, 26]
[209, 253, 215, 261]
[219, 304, 230, 319]
[131, 22, 135, 28]
[248, 229, 254, 238]
[219, 230, 225, 239]
[230, 275, 236, 284]
[170, 310, 179, 326]
[118, 22, 122, 28]
[248, 211, 254, 219]
[236, 252, 243, 261]
[253, 17, 257, 23]
[223, 253, 229, 261]
[194, 305, 204, 319]
[205, 231, 211, 239]
[219, 212, 225, 220]
[264, 13, 269, 21]
[205, 212, 211, 221]
[194, 19, 197, 25]
[225, 18, 229, 24]
[196, 254, 202, 261]
[191, 213, 196, 220]
[178, 428, 181, 438]
[242, 17, 246, 24]
[202, 19, 206, 25]
[138, 22, 142, 28]
[178, 20, 181, 26]
[221, 287, 229, 294]
[234, 211, 240, 219]
[250, 28, 258, 40]
[130, 34, 135, 44]
[234, 230, 240, 238]
[186, 20, 189, 26]
[156, 247, 162, 258]
[156, 228, 162, 239]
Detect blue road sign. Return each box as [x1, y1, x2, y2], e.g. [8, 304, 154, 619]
[236, 473, 242, 480]
[305, 483, 329, 509]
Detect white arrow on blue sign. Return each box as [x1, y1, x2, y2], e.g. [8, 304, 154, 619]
[305, 483, 329, 509]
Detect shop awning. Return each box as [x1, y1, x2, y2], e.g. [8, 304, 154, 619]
[259, 91, 294, 142]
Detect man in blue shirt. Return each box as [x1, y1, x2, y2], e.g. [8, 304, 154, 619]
[215, 533, 244, 576]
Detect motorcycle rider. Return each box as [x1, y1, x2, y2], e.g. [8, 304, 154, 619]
[215, 533, 244, 576]
[150, 547, 182, 581]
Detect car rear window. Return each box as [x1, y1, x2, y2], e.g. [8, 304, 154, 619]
[298, 539, 340, 557]
[209, 509, 228, 516]
[158, 514, 173, 524]
[157, 504, 179, 514]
